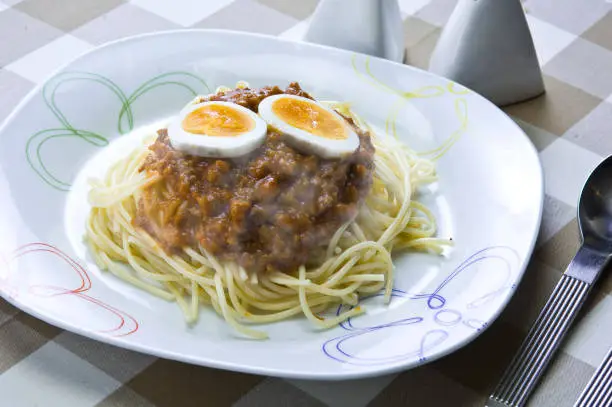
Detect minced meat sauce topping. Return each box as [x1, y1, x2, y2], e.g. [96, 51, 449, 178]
[135, 82, 375, 274]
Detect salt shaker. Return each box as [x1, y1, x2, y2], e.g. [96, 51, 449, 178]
[303, 0, 404, 63]
[429, 0, 545, 106]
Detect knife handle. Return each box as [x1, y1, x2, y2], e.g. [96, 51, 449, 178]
[488, 245, 608, 407]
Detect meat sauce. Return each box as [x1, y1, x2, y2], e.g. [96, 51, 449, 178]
[136, 83, 375, 274]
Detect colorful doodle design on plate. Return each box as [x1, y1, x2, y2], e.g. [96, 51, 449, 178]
[322, 246, 519, 365]
[26, 71, 209, 191]
[3, 243, 139, 337]
[352, 55, 469, 160]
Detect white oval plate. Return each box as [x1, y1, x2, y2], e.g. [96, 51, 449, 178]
[0, 30, 543, 380]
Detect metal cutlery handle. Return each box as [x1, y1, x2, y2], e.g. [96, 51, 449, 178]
[487, 245, 609, 407]
[574, 347, 612, 407]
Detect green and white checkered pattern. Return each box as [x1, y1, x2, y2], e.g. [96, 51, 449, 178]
[1, 0, 611, 405]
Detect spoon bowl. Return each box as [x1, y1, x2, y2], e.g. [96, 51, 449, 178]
[578, 154, 612, 252]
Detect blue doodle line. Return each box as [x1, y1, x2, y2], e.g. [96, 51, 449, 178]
[321, 246, 520, 366]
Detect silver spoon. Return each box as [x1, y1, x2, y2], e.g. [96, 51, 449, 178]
[487, 155, 612, 407]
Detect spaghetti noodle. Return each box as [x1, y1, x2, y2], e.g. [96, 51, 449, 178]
[85, 85, 448, 339]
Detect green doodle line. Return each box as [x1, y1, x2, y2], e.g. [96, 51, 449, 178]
[26, 71, 210, 191]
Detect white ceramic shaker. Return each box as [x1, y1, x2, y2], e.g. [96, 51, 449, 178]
[429, 0, 545, 106]
[303, 0, 405, 63]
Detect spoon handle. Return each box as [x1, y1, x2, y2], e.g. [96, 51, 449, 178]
[573, 346, 612, 406]
[487, 245, 609, 407]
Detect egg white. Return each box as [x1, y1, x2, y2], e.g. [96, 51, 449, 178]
[168, 101, 267, 158]
[258, 94, 360, 159]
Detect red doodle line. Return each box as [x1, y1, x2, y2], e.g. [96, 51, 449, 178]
[7, 242, 139, 337]
[15, 243, 92, 294]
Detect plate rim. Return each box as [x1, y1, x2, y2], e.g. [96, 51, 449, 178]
[0, 28, 545, 380]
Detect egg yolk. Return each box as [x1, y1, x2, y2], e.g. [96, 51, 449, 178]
[182, 105, 254, 137]
[271, 98, 347, 140]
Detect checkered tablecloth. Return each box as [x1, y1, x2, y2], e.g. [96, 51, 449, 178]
[1, 0, 612, 406]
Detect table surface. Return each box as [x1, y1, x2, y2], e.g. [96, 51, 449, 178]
[1, 0, 612, 406]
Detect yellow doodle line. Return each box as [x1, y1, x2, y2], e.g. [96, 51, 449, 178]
[419, 98, 468, 161]
[385, 98, 407, 139]
[352, 55, 470, 160]
[447, 81, 471, 95]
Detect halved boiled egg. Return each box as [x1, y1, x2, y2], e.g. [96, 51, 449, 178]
[258, 94, 359, 159]
[168, 101, 267, 158]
